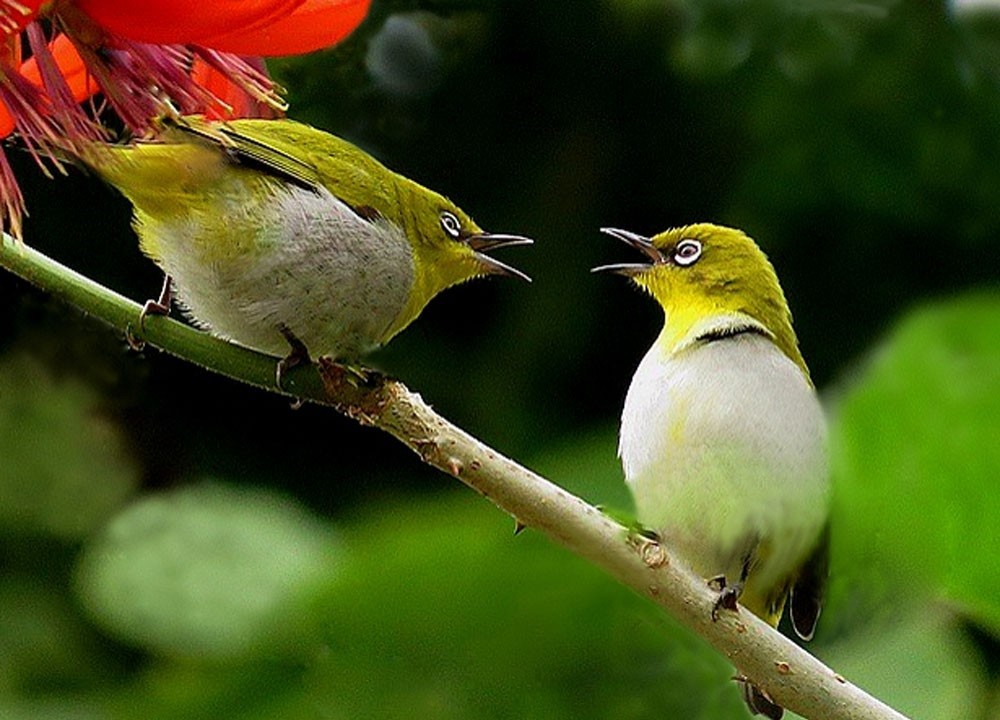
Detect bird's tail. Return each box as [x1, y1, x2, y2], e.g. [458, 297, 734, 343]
[71, 126, 227, 218]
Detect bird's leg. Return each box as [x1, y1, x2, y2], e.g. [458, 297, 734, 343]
[710, 577, 742, 621]
[710, 548, 756, 621]
[276, 323, 312, 390]
[126, 275, 173, 351]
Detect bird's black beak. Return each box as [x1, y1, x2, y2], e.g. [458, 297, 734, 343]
[469, 233, 533, 282]
[591, 227, 663, 276]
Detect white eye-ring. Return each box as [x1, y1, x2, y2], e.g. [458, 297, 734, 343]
[440, 211, 462, 239]
[673, 238, 702, 266]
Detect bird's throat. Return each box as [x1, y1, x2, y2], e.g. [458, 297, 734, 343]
[656, 305, 773, 359]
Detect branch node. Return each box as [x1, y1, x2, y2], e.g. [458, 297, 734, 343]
[628, 534, 670, 569]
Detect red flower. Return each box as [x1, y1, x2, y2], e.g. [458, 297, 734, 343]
[0, 0, 371, 240]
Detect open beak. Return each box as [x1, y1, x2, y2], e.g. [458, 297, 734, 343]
[468, 233, 534, 282]
[591, 227, 663, 276]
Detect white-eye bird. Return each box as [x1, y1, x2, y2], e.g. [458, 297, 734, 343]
[79, 116, 531, 378]
[595, 224, 829, 719]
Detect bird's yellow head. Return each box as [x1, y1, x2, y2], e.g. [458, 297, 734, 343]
[383, 176, 533, 340]
[595, 223, 807, 376]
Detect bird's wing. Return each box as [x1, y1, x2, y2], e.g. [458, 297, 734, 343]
[172, 117, 323, 193]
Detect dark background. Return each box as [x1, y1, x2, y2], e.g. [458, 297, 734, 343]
[1, 1, 998, 718]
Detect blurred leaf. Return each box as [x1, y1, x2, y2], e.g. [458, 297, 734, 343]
[74, 482, 339, 659]
[303, 487, 745, 720]
[0, 575, 123, 696]
[0, 352, 139, 539]
[103, 478, 745, 719]
[819, 610, 986, 720]
[827, 292, 1000, 632]
[0, 698, 105, 720]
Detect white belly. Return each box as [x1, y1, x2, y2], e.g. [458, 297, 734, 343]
[619, 332, 828, 590]
[141, 184, 415, 359]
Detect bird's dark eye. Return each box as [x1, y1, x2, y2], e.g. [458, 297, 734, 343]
[673, 239, 702, 266]
[440, 211, 462, 239]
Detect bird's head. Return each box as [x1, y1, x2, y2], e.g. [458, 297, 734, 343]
[383, 179, 532, 339]
[594, 223, 806, 372]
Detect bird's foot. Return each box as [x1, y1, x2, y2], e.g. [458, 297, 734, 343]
[126, 275, 173, 351]
[276, 324, 312, 392]
[709, 575, 743, 621]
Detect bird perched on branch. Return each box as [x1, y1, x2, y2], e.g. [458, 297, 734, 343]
[595, 223, 829, 719]
[78, 116, 531, 382]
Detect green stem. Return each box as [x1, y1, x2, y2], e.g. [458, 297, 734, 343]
[0, 234, 325, 401]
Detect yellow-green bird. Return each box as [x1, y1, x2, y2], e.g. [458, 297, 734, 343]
[79, 116, 531, 377]
[595, 224, 829, 719]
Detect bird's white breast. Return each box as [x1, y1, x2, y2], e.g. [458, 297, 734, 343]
[145, 184, 415, 359]
[619, 331, 828, 589]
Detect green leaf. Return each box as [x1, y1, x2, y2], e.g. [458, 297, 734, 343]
[0, 352, 138, 539]
[0, 575, 123, 696]
[74, 482, 338, 659]
[303, 490, 745, 720]
[818, 611, 986, 720]
[828, 292, 1000, 632]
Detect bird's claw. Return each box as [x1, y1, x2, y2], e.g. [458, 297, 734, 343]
[709, 576, 742, 621]
[127, 276, 173, 352]
[276, 324, 312, 392]
[124, 322, 145, 352]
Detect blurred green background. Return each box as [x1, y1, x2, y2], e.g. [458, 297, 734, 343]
[2, 0, 999, 718]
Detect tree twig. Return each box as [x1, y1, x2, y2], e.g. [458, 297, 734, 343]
[0, 234, 910, 720]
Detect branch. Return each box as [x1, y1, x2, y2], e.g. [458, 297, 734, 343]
[1, 235, 910, 720]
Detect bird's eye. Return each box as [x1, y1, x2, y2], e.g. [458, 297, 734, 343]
[673, 239, 702, 266]
[440, 211, 463, 239]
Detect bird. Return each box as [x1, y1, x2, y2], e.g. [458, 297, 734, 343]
[77, 116, 531, 381]
[594, 223, 829, 719]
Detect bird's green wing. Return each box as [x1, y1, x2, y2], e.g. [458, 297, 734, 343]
[171, 117, 399, 222]
[172, 117, 323, 192]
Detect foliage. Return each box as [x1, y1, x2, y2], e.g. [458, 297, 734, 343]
[1, 0, 998, 717]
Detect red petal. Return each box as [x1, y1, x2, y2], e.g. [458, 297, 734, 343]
[200, 0, 370, 56]
[72, 0, 304, 45]
[0, 34, 98, 138]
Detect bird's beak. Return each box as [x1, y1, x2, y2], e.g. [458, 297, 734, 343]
[591, 227, 663, 276]
[468, 233, 534, 282]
